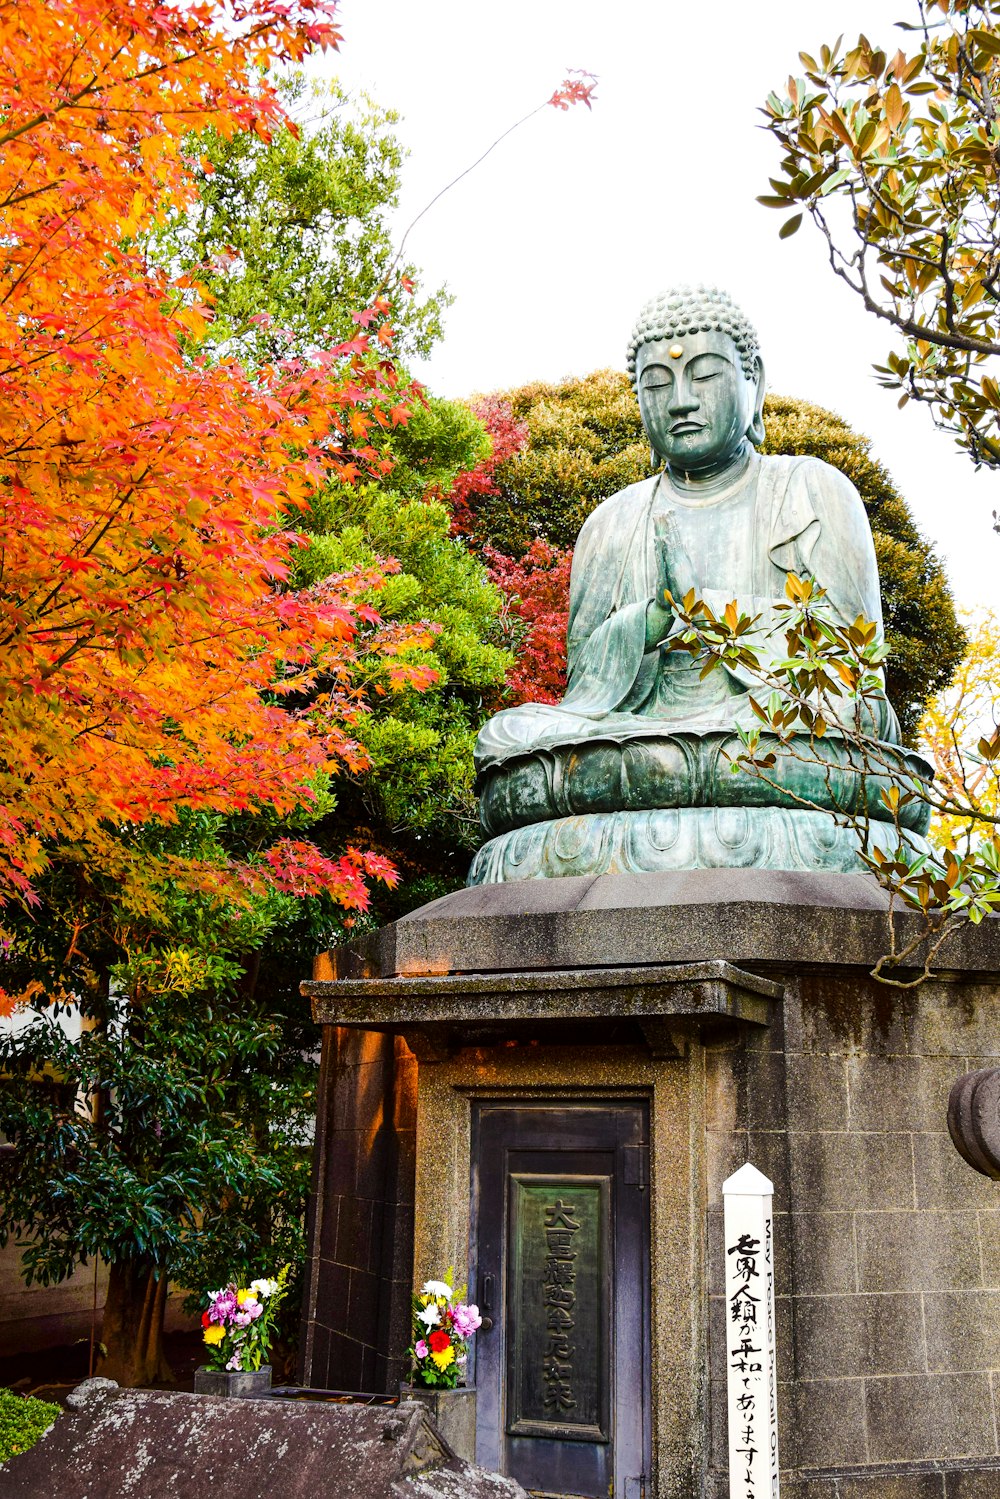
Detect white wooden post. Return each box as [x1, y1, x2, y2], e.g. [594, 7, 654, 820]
[722, 1163, 780, 1499]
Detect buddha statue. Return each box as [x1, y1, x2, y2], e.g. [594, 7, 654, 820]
[467, 286, 932, 886]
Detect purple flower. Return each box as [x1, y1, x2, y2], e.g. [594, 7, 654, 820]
[226, 1352, 243, 1372]
[210, 1290, 238, 1324]
[233, 1309, 252, 1328]
[248, 1301, 263, 1320]
[452, 1303, 482, 1339]
[414, 1339, 428, 1359]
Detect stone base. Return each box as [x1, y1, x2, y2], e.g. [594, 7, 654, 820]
[707, 1457, 1000, 1498]
[476, 729, 933, 840]
[467, 806, 924, 884]
[301, 871, 1000, 1496]
[400, 1386, 476, 1462]
[193, 1364, 271, 1399]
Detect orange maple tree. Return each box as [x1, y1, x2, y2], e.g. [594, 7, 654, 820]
[0, 0, 435, 924]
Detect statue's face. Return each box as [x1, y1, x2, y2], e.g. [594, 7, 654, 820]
[636, 329, 759, 476]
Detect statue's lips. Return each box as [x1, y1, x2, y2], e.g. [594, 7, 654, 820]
[669, 422, 704, 435]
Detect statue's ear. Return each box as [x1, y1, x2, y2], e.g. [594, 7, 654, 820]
[746, 355, 766, 447]
[649, 444, 662, 473]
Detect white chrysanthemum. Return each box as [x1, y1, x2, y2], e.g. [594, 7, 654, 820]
[416, 1302, 441, 1328]
[250, 1278, 279, 1299]
[421, 1279, 454, 1300]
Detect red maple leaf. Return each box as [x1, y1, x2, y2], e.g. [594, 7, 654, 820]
[549, 70, 598, 111]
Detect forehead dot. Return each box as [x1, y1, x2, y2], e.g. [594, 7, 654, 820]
[669, 344, 684, 359]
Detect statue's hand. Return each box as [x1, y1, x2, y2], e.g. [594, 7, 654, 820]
[653, 509, 695, 608]
[646, 511, 681, 650]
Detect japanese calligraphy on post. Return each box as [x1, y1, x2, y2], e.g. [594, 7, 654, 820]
[722, 1164, 780, 1499]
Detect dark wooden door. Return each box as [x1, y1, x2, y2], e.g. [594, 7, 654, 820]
[472, 1102, 650, 1498]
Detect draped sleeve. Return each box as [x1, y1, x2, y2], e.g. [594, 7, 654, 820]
[769, 457, 885, 633]
[767, 456, 899, 740]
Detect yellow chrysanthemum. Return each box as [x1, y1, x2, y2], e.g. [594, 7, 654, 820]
[431, 1345, 455, 1371]
[236, 1289, 252, 1305]
[203, 1324, 225, 1346]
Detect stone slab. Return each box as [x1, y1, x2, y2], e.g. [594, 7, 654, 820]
[304, 959, 781, 1056]
[313, 869, 1000, 980]
[864, 1372, 996, 1464]
[0, 1380, 527, 1499]
[706, 1459, 1000, 1499]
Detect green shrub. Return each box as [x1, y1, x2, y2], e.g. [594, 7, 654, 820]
[0, 1388, 60, 1464]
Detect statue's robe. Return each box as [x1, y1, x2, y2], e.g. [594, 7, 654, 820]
[475, 451, 900, 772]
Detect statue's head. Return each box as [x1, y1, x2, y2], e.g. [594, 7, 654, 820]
[627, 286, 765, 476]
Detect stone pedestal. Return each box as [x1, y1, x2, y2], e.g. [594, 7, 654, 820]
[193, 1364, 271, 1399]
[299, 869, 1000, 1498]
[400, 1387, 476, 1462]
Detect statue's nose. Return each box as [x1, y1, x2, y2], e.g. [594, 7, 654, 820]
[667, 381, 699, 417]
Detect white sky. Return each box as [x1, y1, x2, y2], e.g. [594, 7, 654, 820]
[318, 0, 998, 611]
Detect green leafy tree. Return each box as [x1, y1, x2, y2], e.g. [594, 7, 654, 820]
[759, 0, 1000, 485]
[0, 776, 421, 1379]
[0, 808, 353, 1385]
[291, 397, 512, 909]
[464, 370, 963, 740]
[0, 75, 508, 1386]
[152, 73, 450, 366]
[152, 72, 513, 903]
[0, 49, 597, 1387]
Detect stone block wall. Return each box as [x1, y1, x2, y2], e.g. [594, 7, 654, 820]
[298, 1027, 417, 1392]
[705, 971, 1000, 1495]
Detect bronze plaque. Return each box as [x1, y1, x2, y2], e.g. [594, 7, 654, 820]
[506, 1173, 611, 1443]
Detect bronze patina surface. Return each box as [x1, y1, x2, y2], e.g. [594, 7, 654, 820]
[469, 286, 931, 883]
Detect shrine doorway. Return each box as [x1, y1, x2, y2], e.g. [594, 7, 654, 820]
[471, 1101, 652, 1499]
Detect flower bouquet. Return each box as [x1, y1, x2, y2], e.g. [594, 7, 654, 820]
[407, 1276, 482, 1389]
[199, 1264, 290, 1380]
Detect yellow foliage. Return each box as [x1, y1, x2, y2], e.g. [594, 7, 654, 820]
[919, 610, 1000, 851]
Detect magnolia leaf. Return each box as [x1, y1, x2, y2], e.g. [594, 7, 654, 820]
[969, 28, 1000, 56]
[819, 167, 851, 195]
[884, 82, 904, 130]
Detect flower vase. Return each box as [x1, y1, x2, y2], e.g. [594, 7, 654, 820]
[399, 1382, 476, 1461]
[194, 1364, 272, 1399]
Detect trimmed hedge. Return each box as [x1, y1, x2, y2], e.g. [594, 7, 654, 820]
[0, 1387, 60, 1464]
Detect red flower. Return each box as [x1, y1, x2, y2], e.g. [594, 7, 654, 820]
[201, 1311, 211, 1328]
[428, 1330, 451, 1354]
